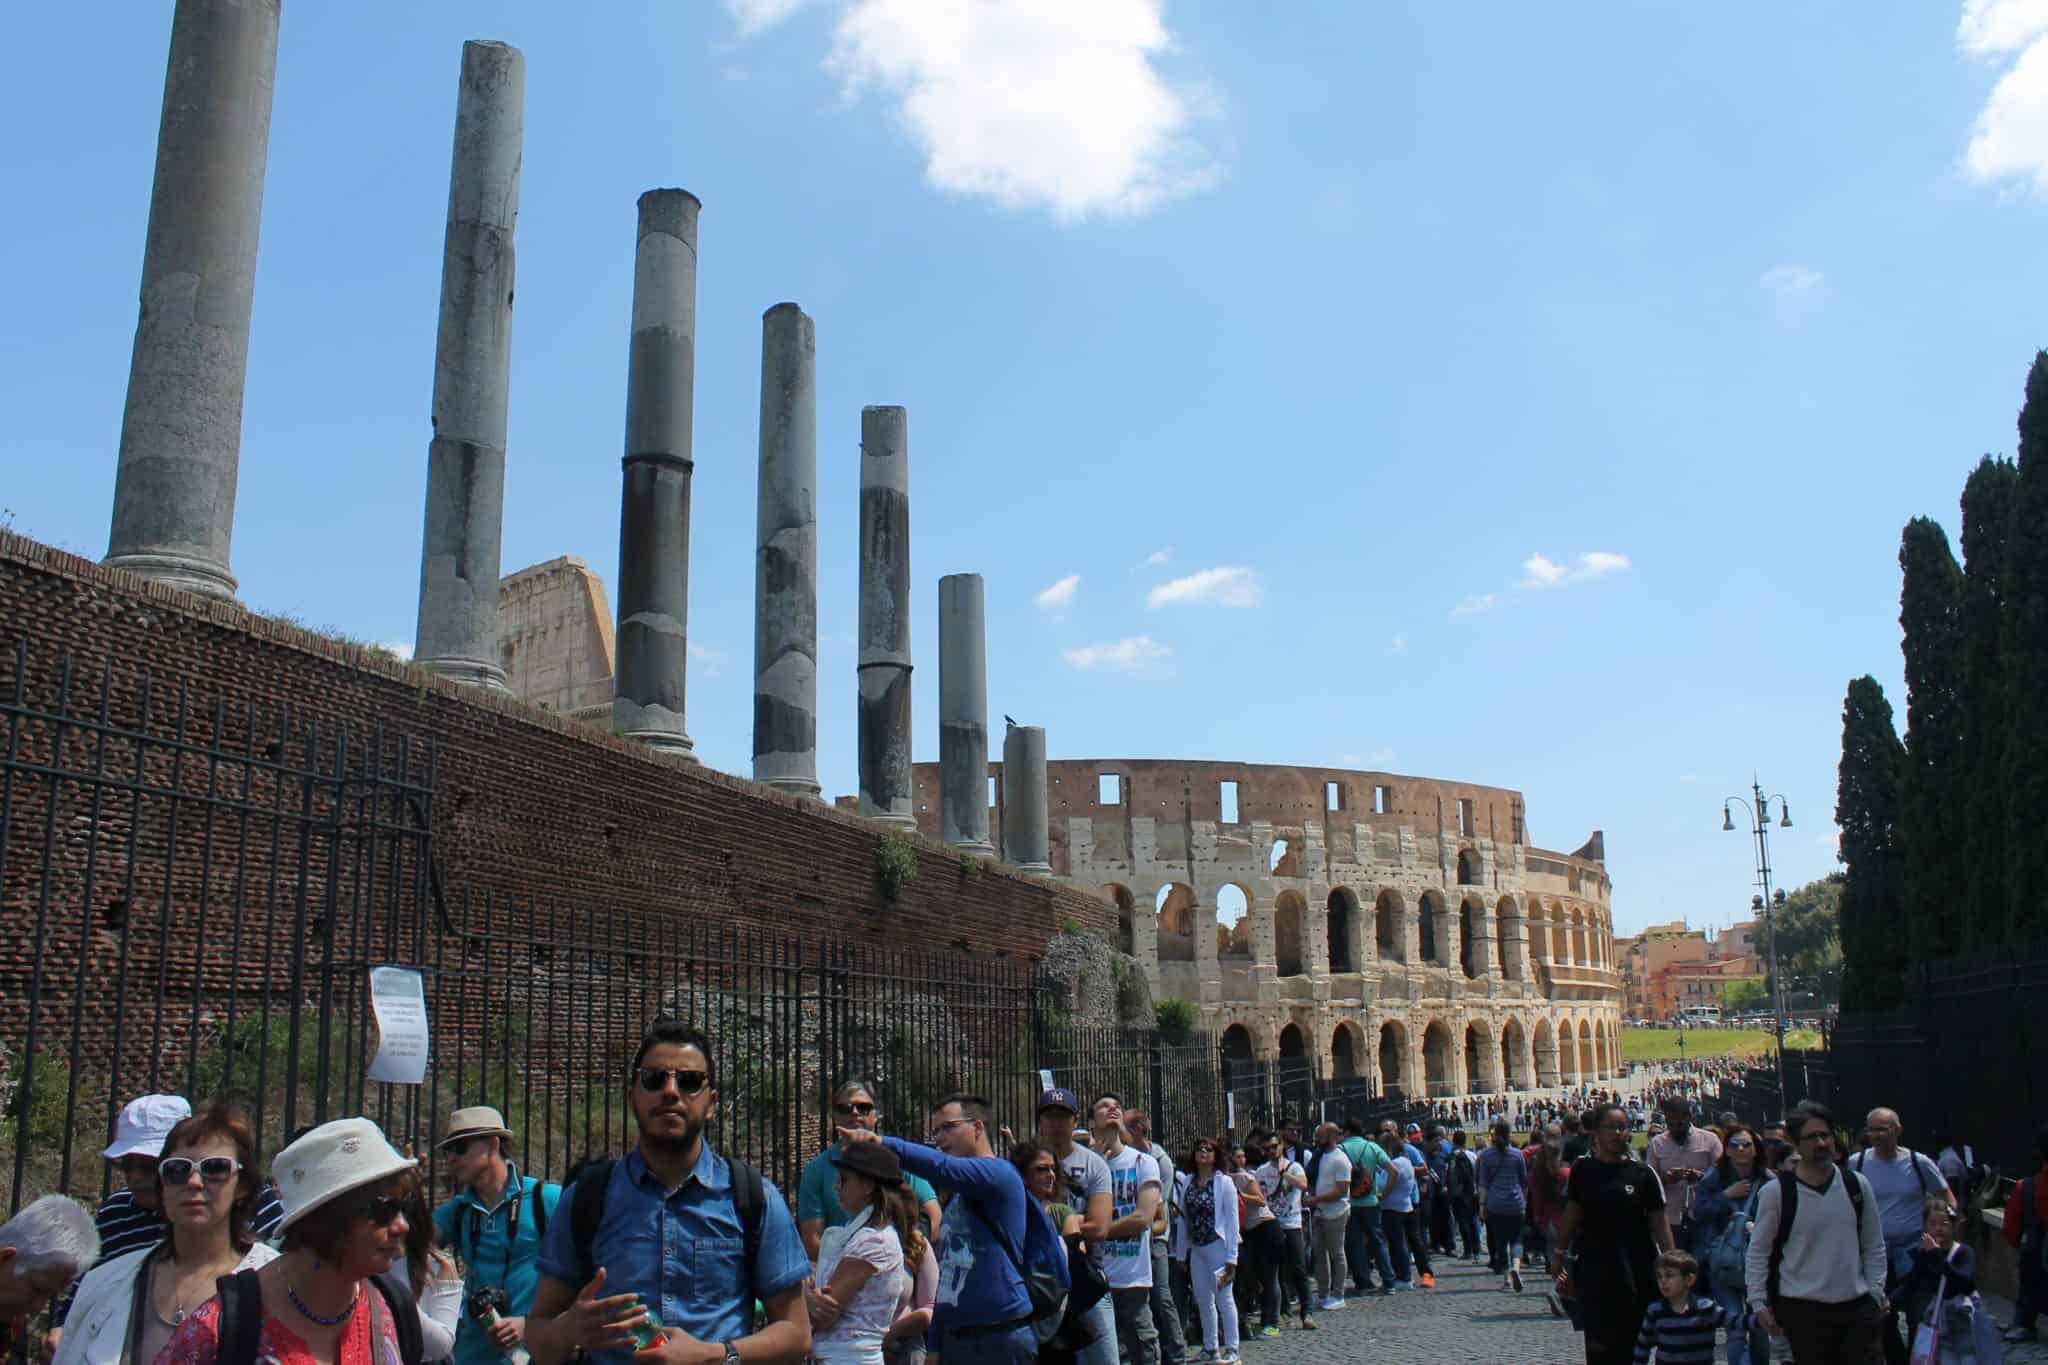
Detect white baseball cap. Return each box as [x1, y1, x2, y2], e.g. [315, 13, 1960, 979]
[103, 1095, 192, 1160]
[272, 1118, 414, 1230]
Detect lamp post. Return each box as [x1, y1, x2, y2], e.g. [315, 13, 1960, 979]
[1723, 780, 1792, 1106]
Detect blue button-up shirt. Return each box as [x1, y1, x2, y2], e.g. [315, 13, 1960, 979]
[536, 1145, 808, 1359]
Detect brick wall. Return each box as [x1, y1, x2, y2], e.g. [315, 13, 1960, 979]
[0, 531, 1116, 965]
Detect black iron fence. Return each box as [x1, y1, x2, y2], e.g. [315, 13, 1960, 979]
[0, 639, 1436, 1213]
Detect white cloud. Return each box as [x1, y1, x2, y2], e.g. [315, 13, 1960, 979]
[819, 0, 1217, 221]
[1958, 1, 2048, 192]
[690, 640, 729, 678]
[379, 640, 414, 662]
[1452, 551, 1630, 619]
[1063, 636, 1171, 671]
[1390, 635, 1408, 654]
[1142, 548, 1172, 566]
[1147, 565, 1260, 608]
[1340, 747, 1398, 766]
[1760, 264, 1823, 305]
[725, 0, 806, 35]
[1035, 573, 1081, 609]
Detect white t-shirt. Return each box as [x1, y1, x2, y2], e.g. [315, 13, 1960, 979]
[1058, 1142, 1114, 1274]
[814, 1213, 909, 1365]
[1102, 1146, 1161, 1289]
[1258, 1160, 1305, 1230]
[1312, 1146, 1353, 1219]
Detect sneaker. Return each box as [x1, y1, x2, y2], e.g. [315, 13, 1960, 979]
[1259, 1326, 1280, 1339]
[1298, 1317, 1317, 1331]
[1501, 1273, 1513, 1293]
[1510, 1267, 1524, 1293]
[1324, 1298, 1347, 1311]
[1391, 1280, 1415, 1292]
[1419, 1272, 1436, 1288]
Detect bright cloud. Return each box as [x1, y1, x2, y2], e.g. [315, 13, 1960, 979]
[1390, 635, 1408, 654]
[689, 640, 729, 678]
[1452, 552, 1630, 619]
[1959, 1, 2048, 192]
[1761, 264, 1824, 305]
[379, 640, 414, 662]
[724, 0, 806, 35]
[1036, 573, 1081, 608]
[812, 0, 1216, 220]
[1063, 636, 1171, 671]
[1147, 565, 1260, 608]
[1143, 548, 1172, 566]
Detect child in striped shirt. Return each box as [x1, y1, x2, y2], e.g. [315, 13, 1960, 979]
[1633, 1250, 1727, 1364]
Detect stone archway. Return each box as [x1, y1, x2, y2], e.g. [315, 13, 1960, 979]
[1464, 1018, 1497, 1093]
[1155, 883, 1197, 962]
[1332, 1020, 1365, 1080]
[1275, 890, 1306, 977]
[1327, 887, 1361, 973]
[1497, 895, 1525, 981]
[1422, 1019, 1456, 1097]
[1378, 1020, 1410, 1096]
[1100, 883, 1136, 956]
[1419, 890, 1445, 965]
[1278, 1021, 1312, 1109]
[1501, 1015, 1532, 1089]
[1534, 1017, 1560, 1087]
[1374, 889, 1406, 964]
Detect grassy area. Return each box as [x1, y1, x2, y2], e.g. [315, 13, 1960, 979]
[1623, 1027, 1820, 1062]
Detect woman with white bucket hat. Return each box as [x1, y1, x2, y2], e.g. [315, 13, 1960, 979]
[155, 1117, 421, 1365]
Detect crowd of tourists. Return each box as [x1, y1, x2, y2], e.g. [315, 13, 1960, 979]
[5, 1042, 2043, 1365]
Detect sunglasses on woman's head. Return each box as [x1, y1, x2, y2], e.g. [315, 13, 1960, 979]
[160, 1157, 240, 1186]
[637, 1067, 710, 1095]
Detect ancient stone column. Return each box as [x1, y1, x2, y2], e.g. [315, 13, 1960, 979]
[413, 40, 523, 689]
[752, 304, 819, 797]
[938, 574, 995, 855]
[612, 189, 700, 759]
[104, 0, 283, 599]
[857, 406, 914, 827]
[1001, 724, 1050, 872]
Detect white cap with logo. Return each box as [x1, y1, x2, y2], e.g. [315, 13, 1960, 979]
[102, 1095, 192, 1160]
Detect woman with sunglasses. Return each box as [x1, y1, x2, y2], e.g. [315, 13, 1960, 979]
[157, 1117, 418, 1365]
[1696, 1123, 1771, 1364]
[1170, 1137, 1241, 1365]
[55, 1104, 275, 1365]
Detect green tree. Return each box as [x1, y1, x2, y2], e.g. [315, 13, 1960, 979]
[1763, 875, 1845, 1006]
[1720, 978, 1768, 1014]
[1837, 677, 1907, 1009]
[2005, 352, 2048, 945]
[1897, 517, 1966, 960]
[1959, 456, 2019, 950]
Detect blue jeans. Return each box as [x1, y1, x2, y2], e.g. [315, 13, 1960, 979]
[1383, 1205, 1415, 1282]
[1074, 1291, 1119, 1365]
[1346, 1205, 1395, 1292]
[938, 1323, 1038, 1364]
[1484, 1210, 1523, 1274]
[1710, 1277, 1771, 1365]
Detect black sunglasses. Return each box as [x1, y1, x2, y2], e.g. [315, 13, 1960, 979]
[637, 1067, 710, 1095]
[160, 1157, 240, 1186]
[359, 1193, 406, 1226]
[833, 1101, 878, 1116]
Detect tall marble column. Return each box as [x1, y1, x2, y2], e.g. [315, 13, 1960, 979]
[857, 406, 914, 827]
[752, 304, 819, 797]
[613, 189, 699, 759]
[413, 40, 523, 689]
[1002, 723, 1051, 872]
[104, 0, 283, 599]
[938, 574, 995, 855]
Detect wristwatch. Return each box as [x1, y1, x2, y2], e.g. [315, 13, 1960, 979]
[721, 1344, 740, 1365]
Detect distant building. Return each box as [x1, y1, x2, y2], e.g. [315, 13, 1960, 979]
[497, 557, 616, 726]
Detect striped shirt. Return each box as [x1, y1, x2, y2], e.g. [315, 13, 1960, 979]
[53, 1183, 284, 1324]
[1631, 1295, 1726, 1364]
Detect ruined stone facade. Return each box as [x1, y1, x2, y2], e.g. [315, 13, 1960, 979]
[912, 757, 1625, 1097]
[497, 557, 616, 724]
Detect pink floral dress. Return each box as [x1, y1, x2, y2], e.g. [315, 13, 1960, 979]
[153, 1283, 403, 1365]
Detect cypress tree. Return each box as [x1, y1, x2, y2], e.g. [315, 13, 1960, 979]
[1837, 676, 1907, 1009]
[2006, 352, 2048, 946]
[1958, 456, 2018, 950]
[1897, 518, 1965, 960]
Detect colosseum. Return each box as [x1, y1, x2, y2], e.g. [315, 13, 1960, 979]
[913, 757, 1624, 1100]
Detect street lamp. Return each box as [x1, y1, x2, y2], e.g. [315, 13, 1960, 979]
[1723, 780, 1792, 1106]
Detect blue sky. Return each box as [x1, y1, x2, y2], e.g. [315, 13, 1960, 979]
[7, 2, 2048, 937]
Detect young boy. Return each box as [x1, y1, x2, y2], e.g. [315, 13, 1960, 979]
[1632, 1249, 1727, 1364]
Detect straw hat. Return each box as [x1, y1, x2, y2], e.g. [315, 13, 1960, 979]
[272, 1118, 413, 1230]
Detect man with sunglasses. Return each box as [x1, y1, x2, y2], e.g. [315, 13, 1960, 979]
[528, 1021, 811, 1365]
[432, 1106, 563, 1365]
[796, 1081, 941, 1263]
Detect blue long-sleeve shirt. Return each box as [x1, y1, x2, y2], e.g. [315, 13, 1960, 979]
[882, 1137, 1032, 1346]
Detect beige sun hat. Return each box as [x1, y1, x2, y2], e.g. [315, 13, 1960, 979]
[272, 1118, 414, 1230]
[440, 1106, 513, 1149]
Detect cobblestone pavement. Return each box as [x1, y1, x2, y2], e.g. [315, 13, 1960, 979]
[1199, 1254, 2048, 1364]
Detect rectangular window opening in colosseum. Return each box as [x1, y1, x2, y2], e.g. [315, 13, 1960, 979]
[1219, 779, 1239, 823]
[1098, 772, 1120, 804]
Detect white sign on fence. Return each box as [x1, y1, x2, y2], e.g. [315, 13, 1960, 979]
[367, 965, 429, 1084]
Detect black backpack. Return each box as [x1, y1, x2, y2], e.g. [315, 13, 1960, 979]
[216, 1269, 423, 1365]
[1764, 1168, 1866, 1310]
[560, 1158, 767, 1296]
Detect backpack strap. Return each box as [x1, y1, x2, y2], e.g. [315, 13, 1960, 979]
[727, 1158, 766, 1300]
[371, 1272, 425, 1365]
[214, 1270, 264, 1365]
[1766, 1171, 1797, 1309]
[569, 1160, 619, 1290]
[532, 1178, 550, 1239]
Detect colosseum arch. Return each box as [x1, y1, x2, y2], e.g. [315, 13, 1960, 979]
[1496, 895, 1526, 981]
[1418, 890, 1446, 966]
[1459, 894, 1493, 979]
[1327, 887, 1363, 974]
[1278, 1020, 1313, 1107]
[1464, 1018, 1498, 1092]
[1378, 1019, 1410, 1096]
[1457, 847, 1482, 886]
[1501, 1015, 1533, 1089]
[1575, 1018, 1595, 1081]
[1422, 1019, 1457, 1096]
[1374, 889, 1408, 965]
[1216, 883, 1254, 960]
[1331, 1019, 1367, 1079]
[1534, 1017, 1560, 1087]
[1155, 883, 1198, 962]
[1101, 883, 1137, 956]
[1572, 908, 1590, 967]
[1275, 889, 1307, 977]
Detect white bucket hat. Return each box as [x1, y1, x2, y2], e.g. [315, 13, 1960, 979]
[103, 1094, 192, 1160]
[272, 1118, 414, 1230]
